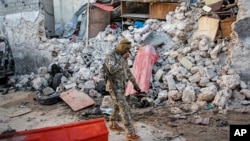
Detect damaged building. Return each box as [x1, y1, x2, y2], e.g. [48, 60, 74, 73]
[0, 0, 250, 112]
[1, 0, 250, 140]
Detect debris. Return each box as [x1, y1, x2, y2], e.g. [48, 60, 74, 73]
[241, 100, 250, 105]
[191, 116, 210, 125]
[193, 17, 220, 41]
[60, 88, 95, 111]
[8, 107, 31, 118]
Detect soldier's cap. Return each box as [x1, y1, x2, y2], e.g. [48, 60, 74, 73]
[116, 38, 132, 55]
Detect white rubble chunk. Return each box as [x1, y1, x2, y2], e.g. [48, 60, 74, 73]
[210, 44, 221, 59]
[205, 68, 217, 79]
[240, 81, 248, 89]
[221, 75, 241, 89]
[32, 77, 48, 90]
[182, 86, 196, 103]
[212, 88, 232, 109]
[240, 89, 250, 100]
[199, 77, 210, 87]
[175, 83, 186, 92]
[189, 72, 201, 83]
[38, 67, 48, 77]
[198, 85, 218, 102]
[178, 57, 193, 70]
[168, 90, 182, 101]
[158, 90, 168, 100]
[170, 107, 183, 114]
[154, 69, 164, 81]
[163, 75, 176, 90]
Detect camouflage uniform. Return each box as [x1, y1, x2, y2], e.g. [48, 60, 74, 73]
[104, 50, 138, 135]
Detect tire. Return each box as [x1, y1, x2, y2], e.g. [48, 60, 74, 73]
[36, 92, 60, 105]
[52, 73, 63, 91]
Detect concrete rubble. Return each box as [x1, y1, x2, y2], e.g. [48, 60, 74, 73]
[2, 1, 250, 115]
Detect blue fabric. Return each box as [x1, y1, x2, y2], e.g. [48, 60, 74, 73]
[134, 21, 144, 28]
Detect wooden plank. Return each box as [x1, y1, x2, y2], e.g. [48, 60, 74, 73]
[60, 88, 95, 111]
[204, 0, 221, 5]
[220, 16, 236, 38]
[193, 16, 220, 41]
[149, 3, 179, 19]
[89, 7, 110, 38]
[8, 107, 32, 118]
[121, 13, 149, 18]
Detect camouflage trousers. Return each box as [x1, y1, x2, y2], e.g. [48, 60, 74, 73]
[108, 89, 135, 134]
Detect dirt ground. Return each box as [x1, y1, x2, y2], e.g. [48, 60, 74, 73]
[1, 90, 250, 141]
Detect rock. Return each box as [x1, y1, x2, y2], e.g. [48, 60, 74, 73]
[182, 86, 196, 103]
[198, 85, 218, 102]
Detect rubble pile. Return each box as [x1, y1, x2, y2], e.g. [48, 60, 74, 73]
[10, 2, 250, 113]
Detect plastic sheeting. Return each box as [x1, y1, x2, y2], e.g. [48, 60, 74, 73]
[125, 45, 159, 96]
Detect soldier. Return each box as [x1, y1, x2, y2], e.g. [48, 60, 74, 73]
[103, 38, 141, 140]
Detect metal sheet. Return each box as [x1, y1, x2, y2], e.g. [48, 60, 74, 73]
[60, 88, 95, 111]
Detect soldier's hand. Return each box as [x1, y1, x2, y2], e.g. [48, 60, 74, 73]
[134, 85, 141, 93]
[122, 52, 129, 60]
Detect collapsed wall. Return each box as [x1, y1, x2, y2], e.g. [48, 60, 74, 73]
[0, 0, 52, 75]
[231, 0, 250, 80]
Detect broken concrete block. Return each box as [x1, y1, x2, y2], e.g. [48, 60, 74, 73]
[221, 75, 240, 89]
[166, 75, 176, 90]
[158, 90, 168, 100]
[182, 86, 196, 103]
[210, 44, 221, 59]
[198, 85, 217, 102]
[64, 82, 77, 90]
[178, 57, 193, 70]
[32, 77, 48, 90]
[168, 90, 182, 101]
[202, 5, 212, 12]
[189, 72, 201, 83]
[199, 77, 210, 87]
[240, 89, 250, 100]
[212, 88, 232, 109]
[175, 83, 185, 92]
[170, 107, 183, 114]
[83, 80, 96, 94]
[240, 81, 248, 89]
[191, 103, 200, 112]
[191, 116, 210, 125]
[205, 68, 216, 79]
[154, 69, 164, 81]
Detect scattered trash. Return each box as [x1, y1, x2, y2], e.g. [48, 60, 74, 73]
[191, 115, 210, 125]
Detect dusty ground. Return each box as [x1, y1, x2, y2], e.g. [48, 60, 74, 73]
[1, 90, 250, 141]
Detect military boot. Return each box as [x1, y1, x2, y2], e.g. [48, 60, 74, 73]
[109, 122, 124, 131]
[126, 133, 140, 141]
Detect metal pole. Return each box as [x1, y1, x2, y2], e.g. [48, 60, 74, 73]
[86, 0, 90, 47]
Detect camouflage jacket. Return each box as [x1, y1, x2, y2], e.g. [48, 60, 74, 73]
[104, 50, 137, 93]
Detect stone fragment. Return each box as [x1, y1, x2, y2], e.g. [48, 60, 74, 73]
[182, 86, 196, 103]
[154, 69, 164, 81]
[189, 72, 201, 83]
[178, 57, 193, 70]
[221, 75, 240, 89]
[168, 90, 182, 101]
[198, 85, 218, 102]
[212, 88, 232, 109]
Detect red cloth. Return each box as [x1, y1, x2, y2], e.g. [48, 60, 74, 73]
[124, 45, 159, 96]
